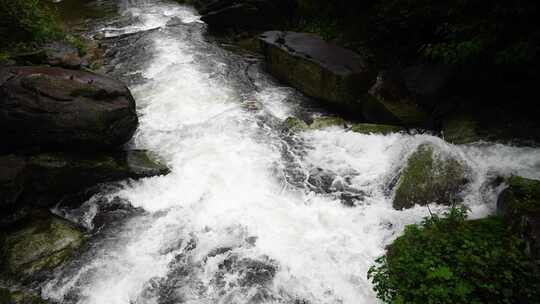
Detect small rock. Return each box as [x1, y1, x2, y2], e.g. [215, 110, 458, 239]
[350, 123, 404, 135]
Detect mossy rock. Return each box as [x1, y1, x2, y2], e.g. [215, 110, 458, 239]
[442, 112, 480, 144]
[309, 117, 346, 129]
[284, 117, 309, 132]
[497, 176, 540, 258]
[350, 123, 403, 135]
[27, 150, 169, 199]
[392, 144, 469, 210]
[0, 288, 48, 304]
[0, 213, 83, 279]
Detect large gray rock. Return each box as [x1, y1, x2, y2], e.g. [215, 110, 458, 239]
[0, 66, 138, 153]
[260, 31, 374, 110]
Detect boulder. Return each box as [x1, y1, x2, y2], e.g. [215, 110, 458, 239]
[497, 176, 540, 259]
[24, 150, 169, 206]
[392, 143, 469, 210]
[260, 31, 374, 110]
[0, 212, 84, 280]
[363, 71, 429, 127]
[0, 66, 138, 153]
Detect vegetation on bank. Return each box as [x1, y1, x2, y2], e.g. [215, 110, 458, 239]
[368, 206, 540, 303]
[0, 0, 62, 52]
[0, 0, 89, 63]
[293, 0, 539, 66]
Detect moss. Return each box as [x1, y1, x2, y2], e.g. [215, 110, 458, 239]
[0, 288, 48, 304]
[350, 123, 403, 135]
[393, 144, 468, 210]
[498, 176, 540, 218]
[310, 117, 346, 129]
[442, 113, 479, 144]
[0, 214, 83, 278]
[284, 117, 309, 132]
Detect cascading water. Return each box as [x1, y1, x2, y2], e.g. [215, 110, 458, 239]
[42, 1, 540, 303]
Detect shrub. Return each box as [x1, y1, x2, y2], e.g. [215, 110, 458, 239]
[0, 0, 62, 50]
[368, 206, 540, 303]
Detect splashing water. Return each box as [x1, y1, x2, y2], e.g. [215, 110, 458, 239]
[43, 1, 540, 304]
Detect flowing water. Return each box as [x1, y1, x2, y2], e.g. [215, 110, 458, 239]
[42, 1, 540, 303]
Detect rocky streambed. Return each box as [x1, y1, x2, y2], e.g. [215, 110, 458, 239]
[1, 1, 540, 304]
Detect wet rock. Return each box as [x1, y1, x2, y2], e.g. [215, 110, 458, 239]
[0, 211, 84, 280]
[393, 143, 469, 210]
[260, 31, 374, 110]
[363, 71, 429, 127]
[284, 117, 309, 132]
[350, 123, 404, 135]
[0, 66, 138, 153]
[310, 117, 346, 130]
[0, 288, 49, 304]
[43, 41, 82, 69]
[24, 150, 169, 207]
[307, 168, 337, 193]
[0, 156, 27, 210]
[497, 176, 540, 259]
[217, 255, 277, 287]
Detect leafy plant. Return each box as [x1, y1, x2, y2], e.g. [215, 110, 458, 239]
[0, 0, 63, 50]
[368, 206, 540, 303]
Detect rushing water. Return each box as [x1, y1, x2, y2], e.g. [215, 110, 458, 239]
[42, 1, 540, 304]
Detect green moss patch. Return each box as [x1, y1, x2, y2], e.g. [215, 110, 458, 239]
[0, 214, 83, 278]
[393, 144, 468, 210]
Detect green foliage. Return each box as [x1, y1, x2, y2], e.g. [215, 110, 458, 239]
[368, 206, 540, 303]
[0, 0, 63, 50]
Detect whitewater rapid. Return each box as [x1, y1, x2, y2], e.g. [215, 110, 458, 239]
[43, 1, 540, 304]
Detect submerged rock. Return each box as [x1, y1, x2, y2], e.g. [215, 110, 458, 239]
[393, 144, 469, 210]
[497, 176, 540, 259]
[363, 71, 429, 127]
[260, 31, 374, 110]
[0, 212, 84, 280]
[0, 66, 138, 152]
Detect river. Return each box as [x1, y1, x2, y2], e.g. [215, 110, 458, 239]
[41, 1, 540, 303]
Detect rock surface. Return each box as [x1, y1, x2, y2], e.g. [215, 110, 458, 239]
[260, 31, 374, 109]
[350, 123, 404, 135]
[393, 143, 469, 210]
[363, 71, 429, 127]
[0, 66, 138, 152]
[0, 212, 84, 280]
[497, 176, 540, 259]
[0, 155, 27, 210]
